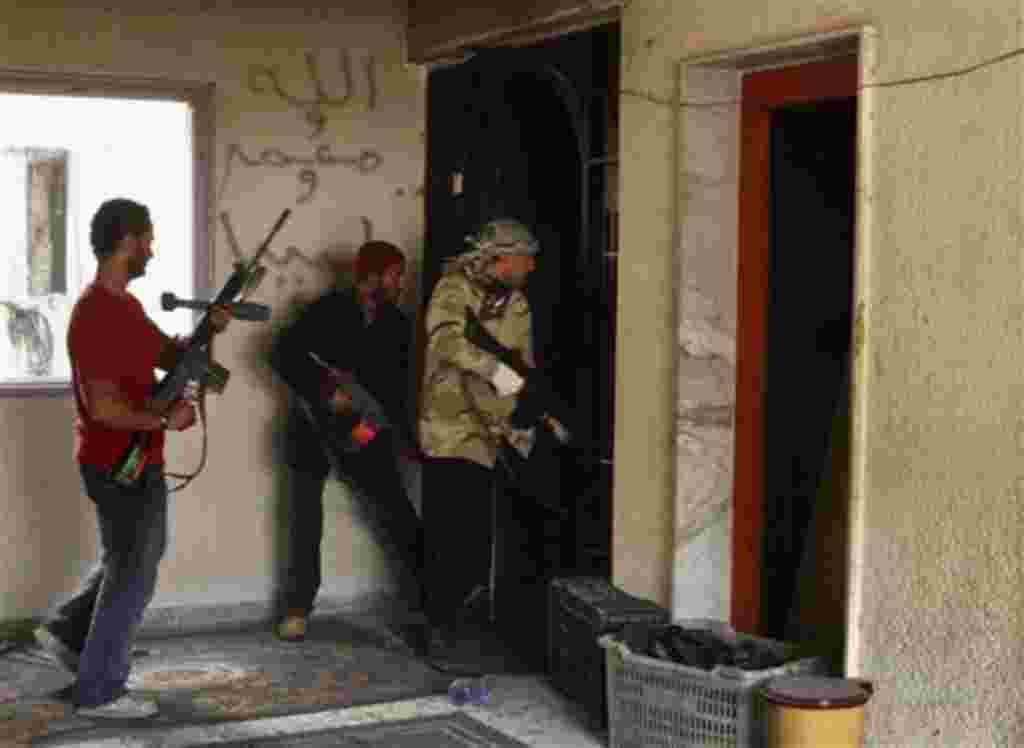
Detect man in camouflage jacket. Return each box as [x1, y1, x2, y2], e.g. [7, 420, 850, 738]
[419, 218, 539, 650]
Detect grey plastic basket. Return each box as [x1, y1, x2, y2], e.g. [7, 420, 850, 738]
[599, 620, 826, 748]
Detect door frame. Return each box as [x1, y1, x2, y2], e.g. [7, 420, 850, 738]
[421, 26, 621, 577]
[732, 55, 859, 634]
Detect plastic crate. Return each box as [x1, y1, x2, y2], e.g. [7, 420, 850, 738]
[599, 620, 827, 748]
[547, 577, 668, 729]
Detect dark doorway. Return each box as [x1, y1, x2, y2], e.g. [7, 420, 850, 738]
[734, 56, 858, 652]
[761, 98, 856, 644]
[422, 24, 620, 667]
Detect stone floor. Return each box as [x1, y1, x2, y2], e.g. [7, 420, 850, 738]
[2, 606, 610, 748]
[36, 675, 608, 747]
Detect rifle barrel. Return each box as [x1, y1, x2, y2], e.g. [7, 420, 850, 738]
[250, 208, 292, 265]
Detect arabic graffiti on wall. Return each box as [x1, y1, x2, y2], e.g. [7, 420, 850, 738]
[248, 50, 377, 138]
[217, 143, 383, 206]
[220, 210, 374, 293]
[219, 47, 417, 297]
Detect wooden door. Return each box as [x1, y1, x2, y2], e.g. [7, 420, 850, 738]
[733, 56, 859, 635]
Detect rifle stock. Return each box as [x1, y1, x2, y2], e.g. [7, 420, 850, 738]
[107, 208, 291, 486]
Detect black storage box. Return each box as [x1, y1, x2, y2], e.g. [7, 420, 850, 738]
[547, 577, 669, 729]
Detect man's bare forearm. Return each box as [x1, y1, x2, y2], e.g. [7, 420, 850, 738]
[84, 379, 165, 431]
[90, 396, 165, 431]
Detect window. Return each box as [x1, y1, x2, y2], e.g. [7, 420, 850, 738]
[0, 76, 211, 393]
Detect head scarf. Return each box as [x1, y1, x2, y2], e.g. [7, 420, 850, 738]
[443, 218, 539, 279]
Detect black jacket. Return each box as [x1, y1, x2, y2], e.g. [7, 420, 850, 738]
[270, 287, 412, 477]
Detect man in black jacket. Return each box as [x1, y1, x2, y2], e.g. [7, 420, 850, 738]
[270, 241, 422, 642]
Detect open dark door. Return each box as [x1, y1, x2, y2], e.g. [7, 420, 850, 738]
[422, 25, 619, 665]
[734, 57, 858, 639]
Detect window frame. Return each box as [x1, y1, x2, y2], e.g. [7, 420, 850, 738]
[0, 69, 214, 398]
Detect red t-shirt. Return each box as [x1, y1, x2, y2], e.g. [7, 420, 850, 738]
[68, 282, 166, 468]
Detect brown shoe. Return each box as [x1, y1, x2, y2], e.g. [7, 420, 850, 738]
[275, 614, 307, 642]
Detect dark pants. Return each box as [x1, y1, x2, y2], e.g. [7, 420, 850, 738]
[46, 464, 167, 707]
[278, 429, 423, 616]
[421, 457, 494, 629]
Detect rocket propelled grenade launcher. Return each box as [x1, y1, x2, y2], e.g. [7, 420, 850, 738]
[108, 208, 292, 486]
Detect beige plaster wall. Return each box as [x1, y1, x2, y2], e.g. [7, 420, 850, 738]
[620, 0, 1024, 744]
[613, 53, 678, 608]
[0, 2, 426, 620]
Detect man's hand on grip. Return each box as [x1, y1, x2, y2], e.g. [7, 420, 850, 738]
[330, 389, 355, 414]
[165, 399, 197, 431]
[209, 304, 233, 334]
[509, 372, 548, 429]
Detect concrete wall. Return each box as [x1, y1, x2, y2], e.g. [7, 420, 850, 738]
[670, 66, 739, 623]
[620, 1, 1024, 745]
[0, 1, 426, 624]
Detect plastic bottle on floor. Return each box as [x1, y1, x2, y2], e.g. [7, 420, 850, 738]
[448, 675, 496, 706]
[470, 675, 496, 706]
[448, 678, 473, 706]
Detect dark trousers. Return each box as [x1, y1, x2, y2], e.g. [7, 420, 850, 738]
[421, 457, 494, 629]
[278, 429, 423, 616]
[46, 464, 167, 707]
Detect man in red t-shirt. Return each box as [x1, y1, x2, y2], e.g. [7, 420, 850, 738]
[32, 198, 231, 719]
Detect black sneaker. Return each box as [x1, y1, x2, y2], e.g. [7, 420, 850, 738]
[33, 626, 80, 674]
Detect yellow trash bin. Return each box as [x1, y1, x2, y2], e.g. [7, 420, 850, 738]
[762, 675, 873, 748]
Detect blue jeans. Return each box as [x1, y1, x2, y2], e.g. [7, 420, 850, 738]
[46, 464, 167, 707]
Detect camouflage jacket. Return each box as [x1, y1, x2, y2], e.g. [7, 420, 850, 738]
[419, 268, 534, 468]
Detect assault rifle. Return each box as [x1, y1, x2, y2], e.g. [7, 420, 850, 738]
[301, 351, 392, 455]
[108, 208, 292, 486]
[463, 305, 580, 518]
[463, 305, 572, 445]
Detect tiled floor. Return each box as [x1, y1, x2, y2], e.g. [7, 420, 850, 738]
[3, 608, 610, 747]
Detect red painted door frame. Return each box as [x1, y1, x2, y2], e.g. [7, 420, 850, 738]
[732, 56, 859, 635]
